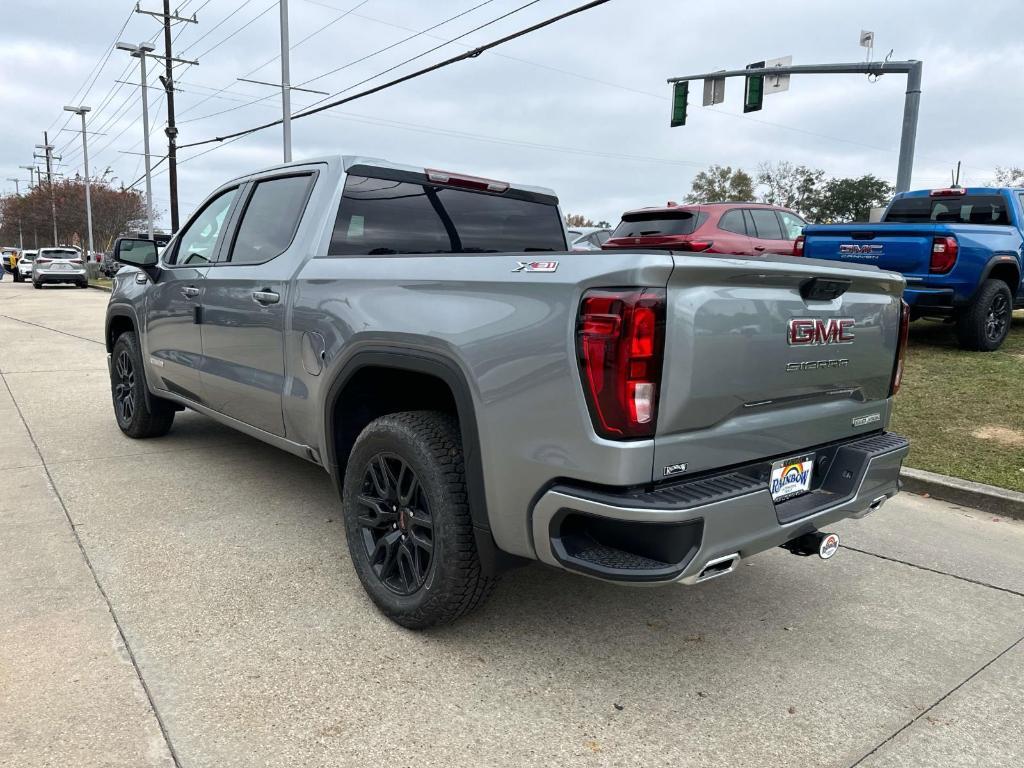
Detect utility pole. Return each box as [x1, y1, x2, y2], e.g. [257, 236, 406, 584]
[116, 41, 157, 238]
[280, 0, 292, 162]
[135, 1, 198, 232]
[64, 106, 95, 270]
[34, 133, 60, 246]
[19, 165, 35, 190]
[5, 178, 24, 249]
[666, 59, 924, 193]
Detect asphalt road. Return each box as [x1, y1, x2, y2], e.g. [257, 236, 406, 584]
[2, 277, 1023, 768]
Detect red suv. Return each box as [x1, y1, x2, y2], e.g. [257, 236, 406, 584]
[602, 202, 807, 256]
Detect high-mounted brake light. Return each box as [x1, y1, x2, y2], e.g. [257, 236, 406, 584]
[890, 299, 910, 396]
[793, 234, 805, 256]
[577, 288, 666, 439]
[930, 236, 958, 273]
[930, 188, 966, 197]
[425, 168, 509, 193]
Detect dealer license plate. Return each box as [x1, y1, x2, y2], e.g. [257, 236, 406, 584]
[769, 454, 815, 502]
[53, 263, 70, 270]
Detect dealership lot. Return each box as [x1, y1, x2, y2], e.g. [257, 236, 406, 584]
[1, 279, 1023, 768]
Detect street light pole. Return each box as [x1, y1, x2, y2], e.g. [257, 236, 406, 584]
[64, 106, 95, 272]
[116, 41, 156, 238]
[5, 178, 23, 249]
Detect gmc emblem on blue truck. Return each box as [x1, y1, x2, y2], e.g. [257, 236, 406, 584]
[839, 243, 884, 257]
[788, 318, 856, 346]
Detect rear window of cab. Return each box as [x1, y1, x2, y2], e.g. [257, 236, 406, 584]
[885, 195, 1010, 225]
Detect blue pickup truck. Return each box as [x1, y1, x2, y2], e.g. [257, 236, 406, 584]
[800, 187, 1024, 351]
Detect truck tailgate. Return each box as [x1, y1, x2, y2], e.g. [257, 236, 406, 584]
[801, 223, 937, 273]
[654, 254, 904, 479]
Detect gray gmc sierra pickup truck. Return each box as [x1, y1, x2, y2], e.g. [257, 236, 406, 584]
[106, 155, 910, 628]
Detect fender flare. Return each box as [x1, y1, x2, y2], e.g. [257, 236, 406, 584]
[976, 253, 1022, 296]
[320, 347, 526, 573]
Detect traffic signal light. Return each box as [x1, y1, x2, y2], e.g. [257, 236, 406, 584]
[670, 81, 688, 127]
[744, 61, 765, 113]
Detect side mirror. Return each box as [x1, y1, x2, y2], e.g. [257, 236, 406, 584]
[113, 237, 159, 268]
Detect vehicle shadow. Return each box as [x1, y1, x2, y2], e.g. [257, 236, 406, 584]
[907, 310, 1024, 350]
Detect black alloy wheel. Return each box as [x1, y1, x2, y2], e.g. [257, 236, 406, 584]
[985, 291, 1010, 343]
[113, 350, 136, 423]
[356, 453, 434, 596]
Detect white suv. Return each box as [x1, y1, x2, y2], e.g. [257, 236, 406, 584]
[15, 250, 37, 282]
[32, 247, 88, 289]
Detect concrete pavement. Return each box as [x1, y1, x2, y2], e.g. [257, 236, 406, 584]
[1, 277, 1023, 767]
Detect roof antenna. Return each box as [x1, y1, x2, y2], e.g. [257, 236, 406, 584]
[951, 161, 962, 189]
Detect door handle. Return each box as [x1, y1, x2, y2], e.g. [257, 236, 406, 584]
[252, 289, 280, 305]
[180, 285, 200, 298]
[753, 246, 766, 251]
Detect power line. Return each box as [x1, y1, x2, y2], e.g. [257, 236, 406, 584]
[177, 0, 494, 124]
[178, 0, 257, 54]
[180, 0, 609, 149]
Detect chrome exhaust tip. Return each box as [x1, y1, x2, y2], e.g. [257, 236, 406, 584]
[695, 553, 740, 583]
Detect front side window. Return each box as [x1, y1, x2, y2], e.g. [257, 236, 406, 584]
[777, 211, 806, 240]
[749, 209, 784, 239]
[170, 187, 239, 266]
[227, 175, 313, 265]
[329, 175, 565, 255]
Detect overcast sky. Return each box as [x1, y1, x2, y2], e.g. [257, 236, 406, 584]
[2, 0, 1022, 230]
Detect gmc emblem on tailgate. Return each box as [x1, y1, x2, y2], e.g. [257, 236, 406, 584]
[788, 318, 856, 346]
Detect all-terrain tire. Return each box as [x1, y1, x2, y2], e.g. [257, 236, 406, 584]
[110, 331, 176, 438]
[342, 411, 497, 629]
[955, 279, 1013, 351]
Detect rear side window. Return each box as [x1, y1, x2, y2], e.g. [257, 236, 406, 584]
[611, 211, 706, 237]
[227, 174, 313, 264]
[749, 209, 784, 239]
[718, 209, 746, 235]
[329, 175, 566, 255]
[885, 195, 1010, 225]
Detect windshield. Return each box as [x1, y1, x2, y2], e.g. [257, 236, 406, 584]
[329, 175, 566, 255]
[611, 211, 706, 237]
[39, 249, 80, 259]
[884, 195, 1011, 225]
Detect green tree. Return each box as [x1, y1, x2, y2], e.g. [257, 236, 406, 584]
[685, 164, 755, 203]
[756, 161, 825, 218]
[564, 213, 596, 227]
[809, 175, 893, 223]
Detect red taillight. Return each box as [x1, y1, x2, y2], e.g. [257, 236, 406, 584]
[793, 234, 805, 256]
[577, 288, 666, 439]
[36, 258, 51, 265]
[890, 299, 910, 396]
[930, 236, 958, 273]
[69, 259, 83, 265]
[673, 239, 712, 252]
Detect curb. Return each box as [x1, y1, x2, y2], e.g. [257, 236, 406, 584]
[87, 283, 112, 293]
[900, 467, 1024, 521]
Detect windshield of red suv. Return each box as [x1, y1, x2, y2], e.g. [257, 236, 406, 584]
[611, 210, 706, 238]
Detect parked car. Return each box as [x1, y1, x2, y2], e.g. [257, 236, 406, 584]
[603, 202, 807, 256]
[799, 187, 1024, 351]
[15, 250, 37, 282]
[32, 247, 88, 288]
[568, 227, 611, 251]
[105, 155, 909, 628]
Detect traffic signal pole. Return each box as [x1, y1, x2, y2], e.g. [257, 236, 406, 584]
[667, 60, 923, 193]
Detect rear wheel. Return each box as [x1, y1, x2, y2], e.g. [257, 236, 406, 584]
[110, 331, 176, 438]
[32, 280, 41, 289]
[956, 279, 1012, 351]
[342, 411, 496, 629]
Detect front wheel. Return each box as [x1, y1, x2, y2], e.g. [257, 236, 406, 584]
[342, 411, 496, 629]
[956, 279, 1013, 351]
[110, 331, 176, 438]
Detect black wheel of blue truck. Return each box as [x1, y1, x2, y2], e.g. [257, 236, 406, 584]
[342, 411, 496, 629]
[110, 331, 176, 438]
[955, 279, 1012, 351]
